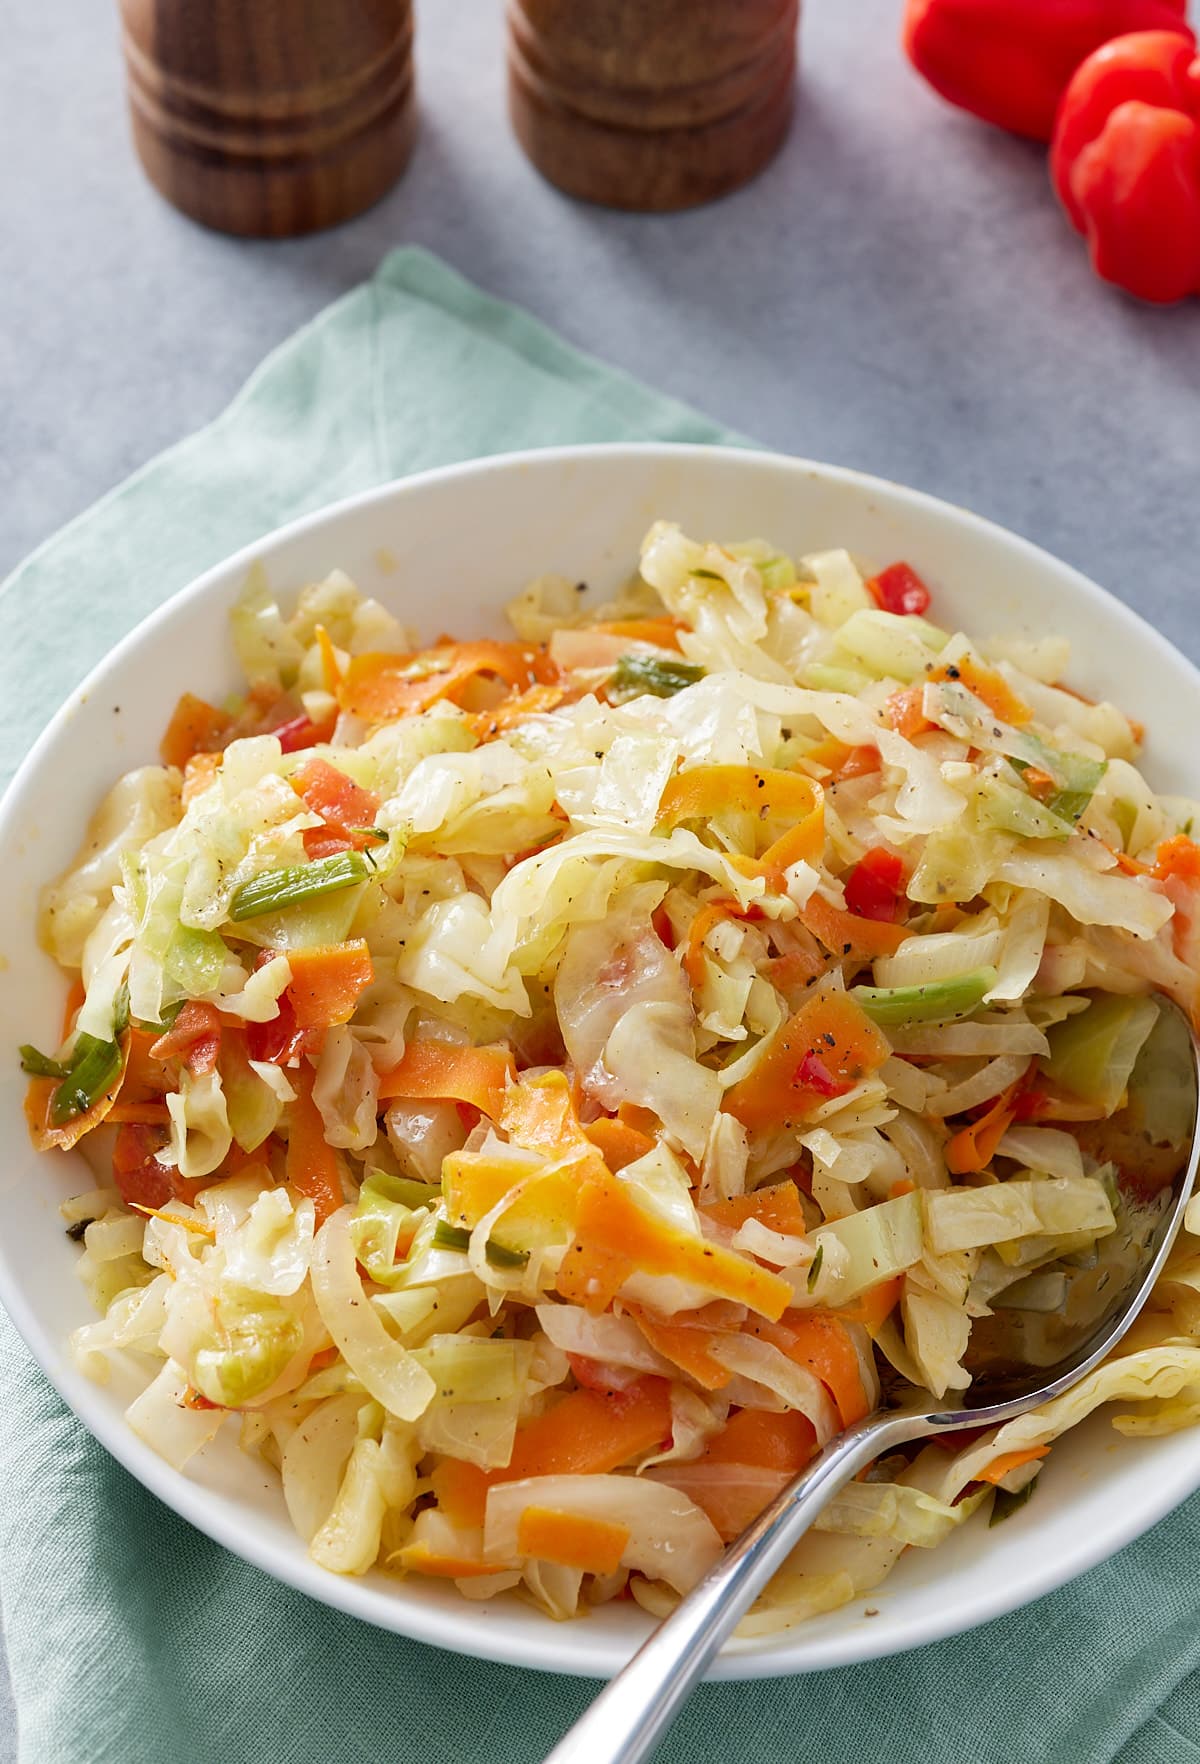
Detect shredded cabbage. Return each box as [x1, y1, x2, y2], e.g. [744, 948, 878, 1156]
[31, 520, 1200, 1638]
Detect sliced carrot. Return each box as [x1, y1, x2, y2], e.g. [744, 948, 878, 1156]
[1111, 847, 1152, 878]
[556, 1172, 792, 1320]
[835, 1274, 904, 1335]
[582, 1116, 656, 1172]
[516, 1508, 630, 1576]
[285, 1061, 342, 1225]
[664, 1409, 819, 1540]
[377, 1039, 515, 1117]
[626, 1305, 732, 1391]
[314, 624, 343, 693]
[685, 900, 737, 988]
[944, 1070, 1032, 1176]
[723, 989, 889, 1134]
[804, 736, 884, 779]
[289, 757, 379, 832]
[182, 750, 223, 806]
[340, 641, 548, 722]
[507, 1378, 672, 1478]
[885, 686, 934, 741]
[469, 682, 565, 740]
[701, 1406, 818, 1473]
[657, 766, 824, 885]
[430, 1458, 491, 1531]
[930, 655, 1032, 726]
[978, 1445, 1049, 1486]
[617, 1101, 660, 1136]
[747, 1309, 872, 1427]
[60, 978, 86, 1041]
[700, 1181, 807, 1237]
[500, 1071, 594, 1156]
[395, 1543, 497, 1580]
[1154, 834, 1200, 884]
[591, 618, 685, 650]
[286, 941, 374, 1030]
[799, 890, 910, 960]
[160, 692, 231, 770]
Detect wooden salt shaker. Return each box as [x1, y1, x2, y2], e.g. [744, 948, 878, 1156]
[507, 0, 799, 212]
[117, 0, 416, 238]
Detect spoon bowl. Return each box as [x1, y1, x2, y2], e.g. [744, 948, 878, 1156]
[546, 998, 1200, 1764]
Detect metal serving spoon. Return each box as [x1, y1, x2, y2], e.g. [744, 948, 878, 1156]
[545, 1000, 1200, 1764]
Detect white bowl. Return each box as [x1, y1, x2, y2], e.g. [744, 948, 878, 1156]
[2, 443, 1198, 1681]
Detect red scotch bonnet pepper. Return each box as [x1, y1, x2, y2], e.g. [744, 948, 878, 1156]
[1051, 29, 1200, 302]
[904, 0, 1192, 140]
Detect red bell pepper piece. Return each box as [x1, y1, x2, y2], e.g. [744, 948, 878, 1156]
[903, 0, 1191, 141]
[866, 562, 932, 618]
[843, 847, 907, 923]
[1051, 30, 1200, 303]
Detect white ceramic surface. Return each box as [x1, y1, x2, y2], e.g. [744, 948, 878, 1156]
[1, 444, 1198, 1681]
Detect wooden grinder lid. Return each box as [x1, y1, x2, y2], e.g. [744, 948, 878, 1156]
[508, 0, 800, 212]
[118, 0, 416, 238]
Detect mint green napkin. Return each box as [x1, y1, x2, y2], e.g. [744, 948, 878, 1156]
[2, 247, 1199, 1764]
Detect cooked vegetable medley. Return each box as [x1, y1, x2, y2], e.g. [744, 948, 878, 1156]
[28, 524, 1200, 1632]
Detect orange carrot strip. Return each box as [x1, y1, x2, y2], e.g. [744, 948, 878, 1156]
[285, 1062, 342, 1225]
[507, 1379, 672, 1478]
[885, 686, 934, 740]
[516, 1508, 630, 1576]
[430, 1458, 491, 1531]
[62, 978, 86, 1040]
[557, 1173, 792, 1320]
[658, 767, 824, 884]
[944, 1071, 1032, 1176]
[160, 692, 231, 770]
[182, 750, 223, 807]
[724, 990, 890, 1134]
[701, 1406, 817, 1473]
[340, 641, 548, 722]
[591, 618, 685, 650]
[685, 900, 737, 988]
[930, 656, 1032, 726]
[625, 1306, 733, 1392]
[978, 1445, 1049, 1486]
[582, 1116, 656, 1173]
[286, 941, 374, 1030]
[835, 1274, 904, 1335]
[314, 624, 343, 692]
[396, 1544, 497, 1580]
[377, 1040, 516, 1117]
[1154, 834, 1200, 884]
[469, 682, 566, 740]
[290, 758, 379, 830]
[747, 1310, 872, 1428]
[700, 1181, 807, 1236]
[799, 890, 910, 959]
[431, 1380, 675, 1544]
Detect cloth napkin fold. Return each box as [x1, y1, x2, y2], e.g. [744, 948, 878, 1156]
[1, 247, 1199, 1764]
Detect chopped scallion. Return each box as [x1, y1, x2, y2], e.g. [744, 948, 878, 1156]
[611, 653, 705, 700]
[432, 1219, 530, 1268]
[228, 851, 371, 922]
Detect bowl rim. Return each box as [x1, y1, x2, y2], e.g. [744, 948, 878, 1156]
[3, 440, 1199, 1681]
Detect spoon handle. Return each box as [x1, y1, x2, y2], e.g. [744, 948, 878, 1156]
[543, 1413, 908, 1764]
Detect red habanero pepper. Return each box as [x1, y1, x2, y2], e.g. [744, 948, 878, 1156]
[1051, 31, 1200, 303]
[843, 848, 907, 923]
[903, 0, 1191, 142]
[865, 562, 932, 618]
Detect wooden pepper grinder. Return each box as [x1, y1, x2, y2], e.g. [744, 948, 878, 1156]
[507, 0, 799, 212]
[117, 0, 416, 238]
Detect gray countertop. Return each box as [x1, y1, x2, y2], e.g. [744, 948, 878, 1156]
[4, 0, 1200, 1756]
